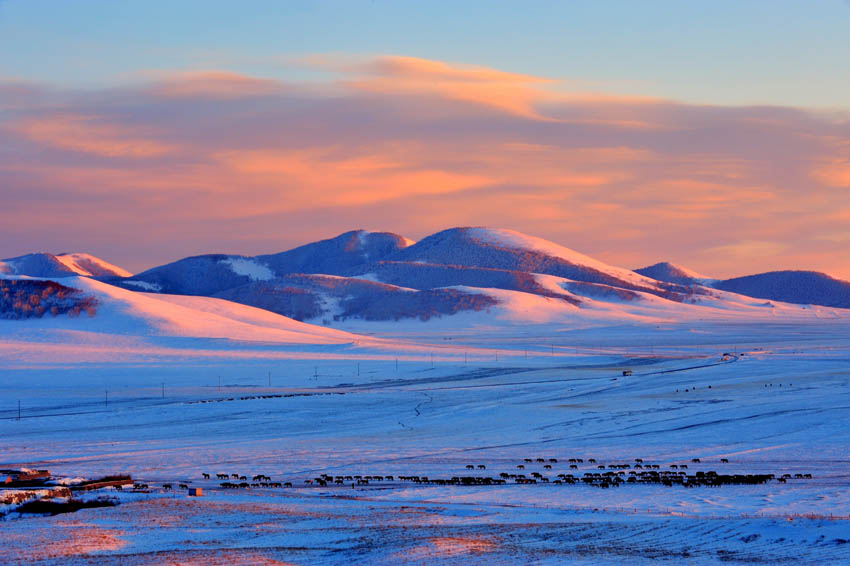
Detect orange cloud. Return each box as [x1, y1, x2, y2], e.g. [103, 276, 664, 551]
[215, 147, 492, 207]
[148, 70, 285, 99]
[341, 55, 557, 120]
[14, 114, 177, 158]
[813, 159, 850, 187]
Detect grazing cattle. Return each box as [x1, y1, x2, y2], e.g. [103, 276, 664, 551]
[202, 473, 210, 479]
[231, 473, 239, 479]
[162, 484, 172, 491]
[179, 483, 189, 490]
[216, 474, 228, 480]
[588, 459, 596, 463]
[721, 458, 729, 463]
[466, 465, 474, 470]
[692, 458, 701, 463]
[284, 482, 292, 488]
[549, 458, 558, 463]
[477, 465, 486, 470]
[544, 465, 552, 470]
[517, 465, 525, 469]
[524, 458, 533, 462]
[569, 464, 578, 469]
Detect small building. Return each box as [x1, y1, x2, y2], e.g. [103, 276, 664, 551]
[188, 487, 203, 497]
[622, 370, 633, 377]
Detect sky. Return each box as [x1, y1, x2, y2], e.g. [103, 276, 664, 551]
[1, 0, 849, 278]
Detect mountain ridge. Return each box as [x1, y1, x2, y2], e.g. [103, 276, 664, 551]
[4, 228, 849, 321]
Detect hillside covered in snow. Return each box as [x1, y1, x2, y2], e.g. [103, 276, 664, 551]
[5, 227, 850, 326]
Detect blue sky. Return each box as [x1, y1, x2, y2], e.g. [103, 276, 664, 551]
[1, 0, 849, 108]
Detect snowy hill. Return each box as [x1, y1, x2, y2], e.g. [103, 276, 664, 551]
[124, 254, 270, 295]
[258, 230, 410, 275]
[0, 252, 130, 278]
[0, 276, 369, 344]
[12, 227, 850, 325]
[125, 230, 410, 296]
[215, 273, 497, 322]
[714, 270, 850, 309]
[635, 261, 715, 286]
[386, 228, 688, 300]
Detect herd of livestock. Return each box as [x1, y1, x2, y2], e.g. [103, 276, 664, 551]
[143, 457, 814, 493]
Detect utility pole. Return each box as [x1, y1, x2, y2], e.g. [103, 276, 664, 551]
[314, 366, 318, 380]
[464, 351, 467, 365]
[161, 382, 165, 399]
[395, 358, 398, 372]
[105, 389, 108, 407]
[268, 371, 271, 387]
[18, 400, 21, 421]
[357, 362, 360, 377]
[430, 352, 434, 368]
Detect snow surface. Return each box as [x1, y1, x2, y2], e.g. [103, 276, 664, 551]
[0, 252, 130, 279]
[466, 227, 662, 288]
[219, 257, 274, 281]
[1, 275, 849, 564]
[121, 280, 162, 292]
[55, 253, 132, 278]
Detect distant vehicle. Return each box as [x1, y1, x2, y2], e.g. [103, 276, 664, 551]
[622, 370, 633, 376]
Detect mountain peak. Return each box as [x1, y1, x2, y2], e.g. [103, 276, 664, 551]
[0, 252, 131, 279]
[392, 226, 666, 294]
[635, 261, 712, 285]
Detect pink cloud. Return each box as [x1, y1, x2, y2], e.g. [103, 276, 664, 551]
[12, 113, 177, 158]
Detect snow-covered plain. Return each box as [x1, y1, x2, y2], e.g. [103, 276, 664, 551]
[1, 277, 849, 565]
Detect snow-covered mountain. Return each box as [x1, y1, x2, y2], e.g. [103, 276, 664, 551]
[7, 227, 850, 326]
[635, 262, 850, 310]
[634, 261, 715, 286]
[115, 227, 704, 323]
[214, 273, 497, 322]
[713, 270, 850, 309]
[126, 230, 411, 296]
[387, 228, 678, 296]
[258, 230, 411, 275]
[0, 252, 130, 278]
